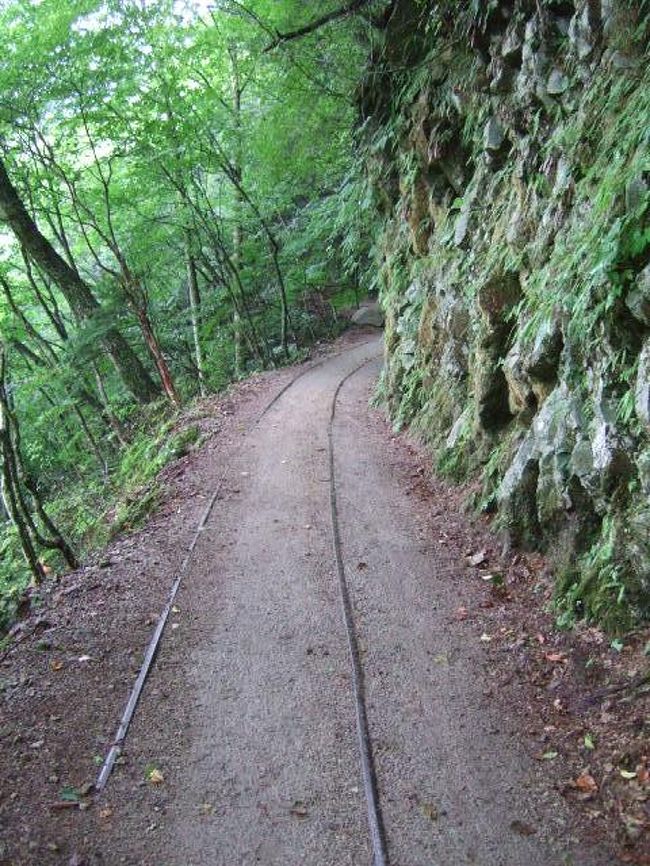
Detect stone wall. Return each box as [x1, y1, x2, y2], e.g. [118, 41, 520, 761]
[365, 0, 649, 627]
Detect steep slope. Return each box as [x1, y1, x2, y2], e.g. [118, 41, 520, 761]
[363, 0, 649, 628]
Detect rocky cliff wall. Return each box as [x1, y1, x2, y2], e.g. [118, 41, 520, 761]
[363, 0, 649, 628]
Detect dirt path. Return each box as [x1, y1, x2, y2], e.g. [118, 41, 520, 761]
[2, 335, 622, 865]
[84, 337, 608, 866]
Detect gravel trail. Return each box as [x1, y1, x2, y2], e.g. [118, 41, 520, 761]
[99, 336, 610, 865]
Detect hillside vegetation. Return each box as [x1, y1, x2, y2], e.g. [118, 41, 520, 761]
[363, 0, 649, 630]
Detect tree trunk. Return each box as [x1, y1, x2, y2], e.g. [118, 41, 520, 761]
[0, 346, 78, 579]
[186, 239, 206, 396]
[0, 156, 159, 404]
[132, 302, 181, 408]
[231, 44, 245, 377]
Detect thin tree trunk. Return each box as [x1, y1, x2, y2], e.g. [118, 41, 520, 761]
[0, 448, 44, 584]
[0, 347, 78, 571]
[231, 44, 245, 377]
[186, 238, 206, 396]
[132, 301, 181, 408]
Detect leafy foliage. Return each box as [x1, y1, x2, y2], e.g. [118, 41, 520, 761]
[0, 0, 383, 627]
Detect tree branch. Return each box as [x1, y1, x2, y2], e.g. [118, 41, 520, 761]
[264, 0, 378, 51]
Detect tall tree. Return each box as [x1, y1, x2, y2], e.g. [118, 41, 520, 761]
[0, 156, 159, 404]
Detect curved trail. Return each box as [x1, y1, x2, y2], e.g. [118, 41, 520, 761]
[95, 341, 377, 794]
[107, 338, 608, 866]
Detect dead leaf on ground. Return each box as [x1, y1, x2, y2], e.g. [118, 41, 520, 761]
[50, 659, 64, 672]
[574, 772, 598, 794]
[147, 768, 164, 785]
[99, 807, 113, 819]
[544, 652, 567, 664]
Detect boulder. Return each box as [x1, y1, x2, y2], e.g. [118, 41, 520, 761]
[351, 302, 385, 328]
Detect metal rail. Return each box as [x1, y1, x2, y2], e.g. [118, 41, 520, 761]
[328, 356, 388, 866]
[94, 339, 377, 793]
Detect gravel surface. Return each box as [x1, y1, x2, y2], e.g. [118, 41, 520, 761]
[1, 329, 642, 865]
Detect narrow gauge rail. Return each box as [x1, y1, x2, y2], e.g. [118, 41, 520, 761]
[95, 338, 388, 866]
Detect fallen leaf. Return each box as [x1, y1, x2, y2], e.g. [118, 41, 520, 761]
[620, 769, 637, 780]
[574, 772, 598, 793]
[541, 751, 558, 761]
[584, 734, 595, 751]
[99, 807, 113, 819]
[50, 659, 64, 672]
[455, 606, 468, 620]
[147, 768, 164, 785]
[544, 652, 567, 663]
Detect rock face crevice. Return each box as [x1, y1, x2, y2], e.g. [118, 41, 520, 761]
[365, 0, 650, 627]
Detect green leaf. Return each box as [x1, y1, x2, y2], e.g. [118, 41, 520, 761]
[59, 786, 81, 803]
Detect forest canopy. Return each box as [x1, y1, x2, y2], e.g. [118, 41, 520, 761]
[0, 0, 388, 624]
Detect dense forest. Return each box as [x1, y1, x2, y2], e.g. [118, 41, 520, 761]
[0, 0, 377, 628]
[0, 0, 649, 635]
